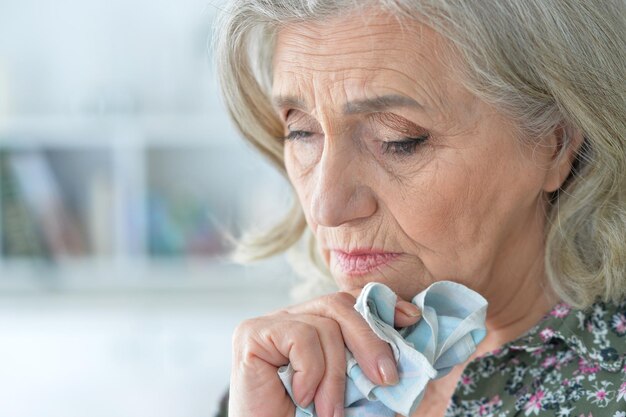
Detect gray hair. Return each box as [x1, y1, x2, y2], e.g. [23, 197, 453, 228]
[213, 0, 626, 308]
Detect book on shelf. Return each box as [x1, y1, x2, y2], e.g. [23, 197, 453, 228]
[86, 172, 114, 256]
[147, 190, 225, 257]
[1, 149, 88, 259]
[0, 151, 48, 258]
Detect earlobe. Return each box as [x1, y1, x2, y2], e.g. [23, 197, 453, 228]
[542, 124, 585, 193]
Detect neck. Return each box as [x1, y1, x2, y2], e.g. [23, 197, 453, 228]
[475, 207, 560, 356]
[477, 282, 556, 357]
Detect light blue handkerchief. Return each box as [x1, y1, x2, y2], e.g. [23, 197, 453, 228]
[278, 281, 488, 417]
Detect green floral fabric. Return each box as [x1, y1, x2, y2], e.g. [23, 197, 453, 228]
[447, 299, 626, 417]
[216, 299, 626, 417]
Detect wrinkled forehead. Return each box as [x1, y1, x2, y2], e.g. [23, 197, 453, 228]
[270, 10, 459, 115]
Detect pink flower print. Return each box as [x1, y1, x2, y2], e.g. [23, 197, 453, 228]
[542, 355, 557, 368]
[578, 357, 600, 374]
[550, 303, 571, 318]
[459, 373, 476, 394]
[611, 312, 626, 335]
[539, 327, 555, 342]
[577, 414, 593, 417]
[488, 395, 503, 411]
[531, 347, 546, 358]
[524, 390, 544, 416]
[476, 394, 504, 415]
[587, 381, 614, 406]
[617, 381, 626, 402]
[461, 374, 473, 386]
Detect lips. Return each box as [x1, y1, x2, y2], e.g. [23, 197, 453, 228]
[333, 250, 401, 276]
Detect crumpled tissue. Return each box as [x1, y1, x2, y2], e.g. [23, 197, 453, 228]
[278, 280, 488, 417]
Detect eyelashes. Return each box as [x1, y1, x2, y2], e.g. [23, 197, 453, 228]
[283, 130, 430, 157]
[284, 130, 315, 141]
[381, 134, 430, 156]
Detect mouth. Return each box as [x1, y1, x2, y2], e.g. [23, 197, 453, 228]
[332, 249, 401, 276]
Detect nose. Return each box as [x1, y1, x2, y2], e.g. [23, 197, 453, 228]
[309, 138, 377, 227]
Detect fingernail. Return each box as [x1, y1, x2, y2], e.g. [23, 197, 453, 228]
[377, 356, 399, 385]
[396, 301, 421, 318]
[298, 391, 314, 407]
[333, 404, 344, 417]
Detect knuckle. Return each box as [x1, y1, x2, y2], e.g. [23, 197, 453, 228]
[326, 291, 356, 308]
[321, 318, 343, 340]
[231, 318, 261, 349]
[234, 317, 322, 347]
[232, 318, 256, 340]
[364, 339, 392, 359]
[268, 308, 290, 317]
[353, 322, 382, 341]
[292, 321, 319, 345]
[325, 369, 346, 388]
[231, 319, 266, 364]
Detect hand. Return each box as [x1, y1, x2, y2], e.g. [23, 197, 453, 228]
[228, 289, 422, 417]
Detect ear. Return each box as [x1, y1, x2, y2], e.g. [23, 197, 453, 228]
[542, 124, 584, 193]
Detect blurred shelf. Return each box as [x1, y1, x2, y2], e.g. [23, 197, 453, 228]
[0, 256, 294, 293]
[0, 112, 291, 293]
[0, 113, 242, 148]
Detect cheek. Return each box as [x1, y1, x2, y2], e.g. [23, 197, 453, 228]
[383, 140, 543, 272]
[383, 158, 476, 253]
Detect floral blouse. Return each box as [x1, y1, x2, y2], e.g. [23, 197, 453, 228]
[446, 299, 626, 417]
[216, 299, 626, 417]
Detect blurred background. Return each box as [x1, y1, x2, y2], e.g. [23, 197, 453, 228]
[0, 1, 298, 416]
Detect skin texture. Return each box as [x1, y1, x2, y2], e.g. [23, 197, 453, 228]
[229, 9, 582, 417]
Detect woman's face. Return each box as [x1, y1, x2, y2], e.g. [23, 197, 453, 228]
[273, 11, 560, 301]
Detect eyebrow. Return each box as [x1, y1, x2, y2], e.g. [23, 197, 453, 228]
[271, 94, 424, 115]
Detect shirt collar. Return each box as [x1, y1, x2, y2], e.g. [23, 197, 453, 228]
[501, 299, 626, 373]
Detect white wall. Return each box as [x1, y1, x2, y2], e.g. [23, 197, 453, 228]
[0, 0, 223, 115]
[0, 285, 291, 417]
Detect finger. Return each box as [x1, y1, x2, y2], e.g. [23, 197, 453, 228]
[286, 292, 399, 387]
[332, 288, 421, 328]
[394, 300, 422, 328]
[230, 318, 308, 417]
[236, 318, 326, 408]
[330, 288, 420, 323]
[294, 316, 346, 417]
[277, 321, 327, 408]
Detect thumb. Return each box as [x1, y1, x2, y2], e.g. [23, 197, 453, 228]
[344, 288, 422, 328]
[394, 300, 422, 328]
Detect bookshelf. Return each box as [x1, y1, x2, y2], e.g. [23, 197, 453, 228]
[0, 114, 295, 292]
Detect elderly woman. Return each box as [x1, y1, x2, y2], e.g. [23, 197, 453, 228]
[214, 1, 625, 416]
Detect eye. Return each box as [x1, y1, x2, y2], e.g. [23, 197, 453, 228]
[382, 134, 429, 156]
[284, 130, 315, 141]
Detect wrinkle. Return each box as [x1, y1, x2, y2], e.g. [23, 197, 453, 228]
[277, 11, 554, 356]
